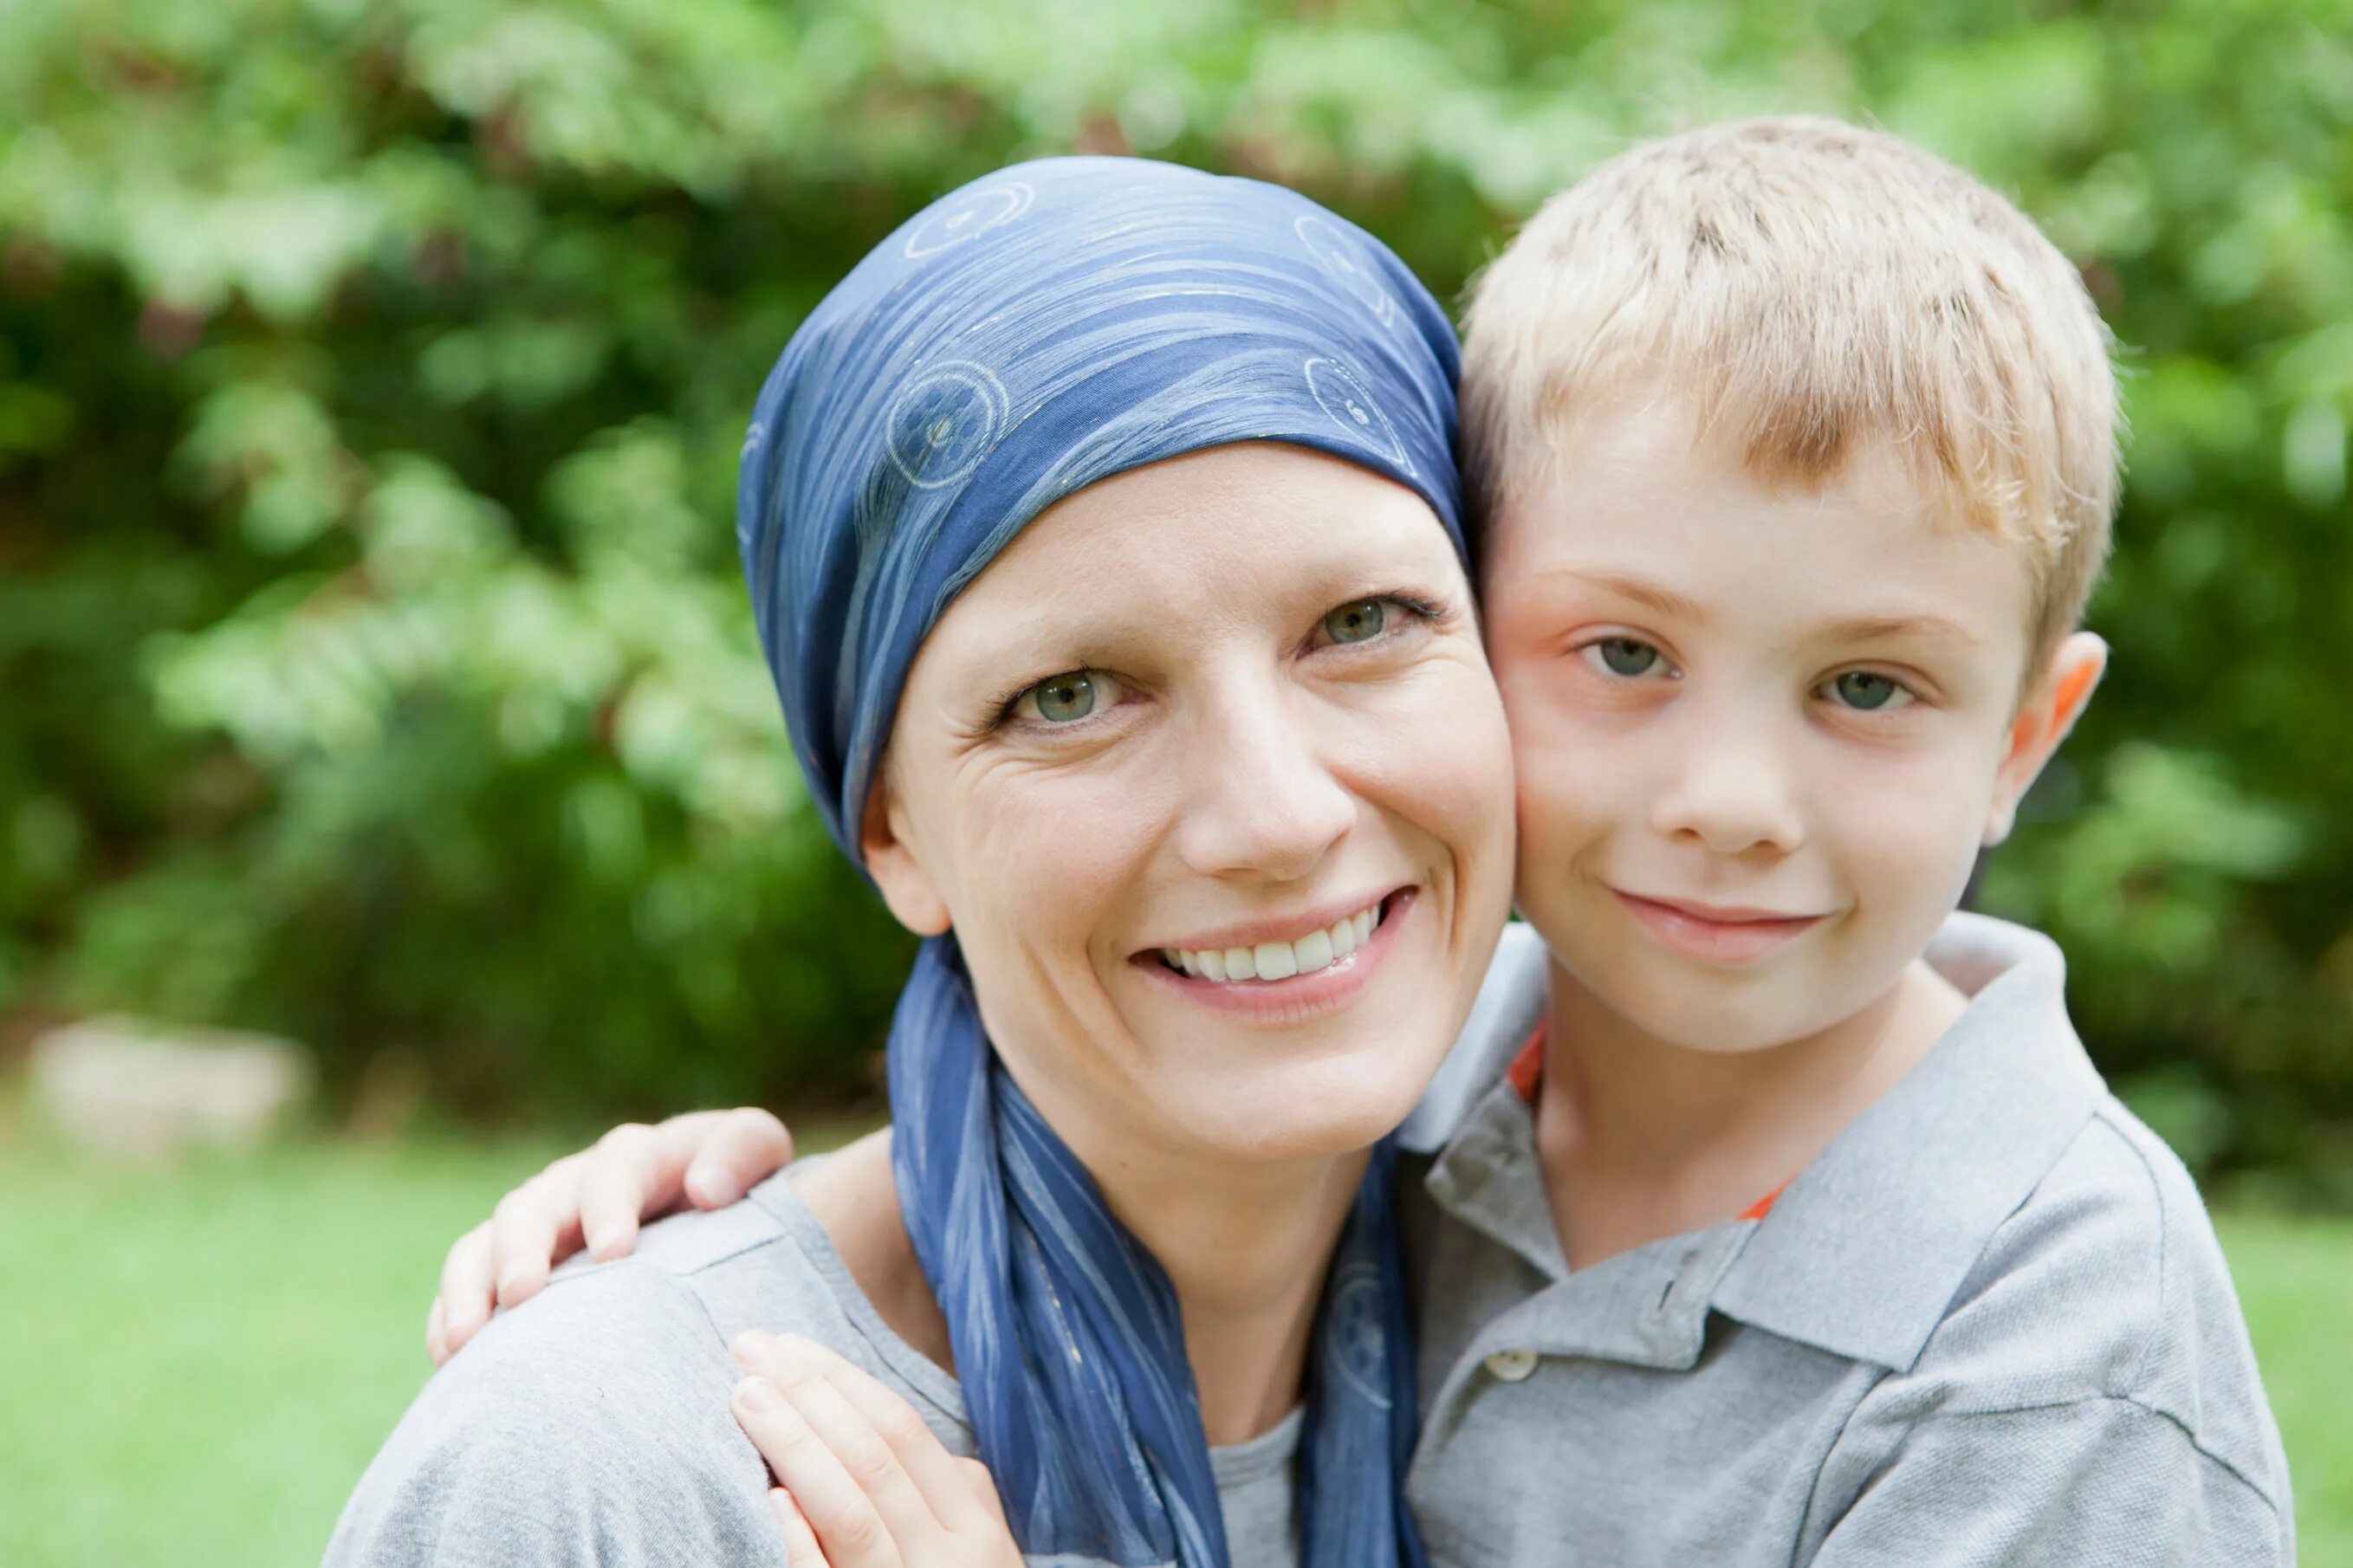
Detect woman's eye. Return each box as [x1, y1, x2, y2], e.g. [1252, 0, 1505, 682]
[1321, 598, 1389, 645]
[1824, 671, 1913, 711]
[1582, 637, 1665, 678]
[1014, 670, 1106, 723]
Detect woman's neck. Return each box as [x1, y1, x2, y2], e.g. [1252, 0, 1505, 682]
[1092, 1137, 1369, 1445]
[798, 1124, 1367, 1448]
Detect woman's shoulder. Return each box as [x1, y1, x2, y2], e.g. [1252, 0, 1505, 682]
[327, 1150, 973, 1567]
[327, 1239, 775, 1565]
[400, 1131, 964, 1454]
[781, 1131, 953, 1347]
[729, 1125, 960, 1431]
[547, 1129, 967, 1437]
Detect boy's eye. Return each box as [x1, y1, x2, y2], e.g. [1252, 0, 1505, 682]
[1013, 670, 1117, 723]
[1823, 671, 1914, 711]
[1583, 636, 1666, 678]
[1322, 599, 1387, 645]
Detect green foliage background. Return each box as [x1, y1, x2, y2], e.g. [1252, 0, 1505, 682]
[3, 0, 2349, 1172]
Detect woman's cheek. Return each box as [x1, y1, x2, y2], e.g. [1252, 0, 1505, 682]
[1390, 660, 1516, 835]
[969, 773, 1135, 914]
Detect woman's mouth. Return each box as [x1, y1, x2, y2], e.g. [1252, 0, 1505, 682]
[1157, 895, 1390, 983]
[1135, 890, 1414, 1023]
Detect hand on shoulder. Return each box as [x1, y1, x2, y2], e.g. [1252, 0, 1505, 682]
[427, 1106, 798, 1364]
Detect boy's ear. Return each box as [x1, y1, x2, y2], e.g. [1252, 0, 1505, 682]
[859, 768, 952, 938]
[1983, 631, 2107, 846]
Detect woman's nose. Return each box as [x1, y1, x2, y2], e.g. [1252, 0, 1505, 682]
[1173, 684, 1355, 882]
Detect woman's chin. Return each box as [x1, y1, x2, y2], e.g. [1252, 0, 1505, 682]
[1179, 1058, 1435, 1165]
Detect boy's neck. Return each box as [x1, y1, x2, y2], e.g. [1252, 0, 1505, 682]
[1533, 956, 1967, 1273]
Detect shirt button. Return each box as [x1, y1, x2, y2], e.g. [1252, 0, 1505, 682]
[1483, 1349, 1538, 1383]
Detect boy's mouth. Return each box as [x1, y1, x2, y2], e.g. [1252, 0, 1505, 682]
[1611, 889, 1826, 966]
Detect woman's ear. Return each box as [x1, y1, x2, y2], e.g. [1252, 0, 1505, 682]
[859, 766, 952, 937]
[1983, 631, 2107, 846]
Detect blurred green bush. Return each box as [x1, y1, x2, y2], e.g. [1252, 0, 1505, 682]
[2, 0, 2348, 1164]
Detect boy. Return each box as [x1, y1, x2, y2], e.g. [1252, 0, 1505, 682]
[1390, 114, 2291, 1565]
[436, 118, 2292, 1564]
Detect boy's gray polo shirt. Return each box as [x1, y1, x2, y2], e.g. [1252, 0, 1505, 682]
[1397, 914, 2292, 1567]
[325, 1171, 1302, 1567]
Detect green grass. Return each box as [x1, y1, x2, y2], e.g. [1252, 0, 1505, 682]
[0, 1127, 574, 1568]
[2214, 1209, 2353, 1563]
[2, 1123, 2346, 1567]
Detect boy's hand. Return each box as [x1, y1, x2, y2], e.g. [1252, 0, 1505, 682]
[730, 1332, 1022, 1568]
[425, 1107, 795, 1366]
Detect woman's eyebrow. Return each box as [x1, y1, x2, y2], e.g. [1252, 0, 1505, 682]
[946, 602, 1135, 664]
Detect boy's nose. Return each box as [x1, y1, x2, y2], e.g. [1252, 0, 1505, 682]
[1646, 726, 1806, 859]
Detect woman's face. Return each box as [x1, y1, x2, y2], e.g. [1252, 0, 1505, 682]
[863, 443, 1516, 1175]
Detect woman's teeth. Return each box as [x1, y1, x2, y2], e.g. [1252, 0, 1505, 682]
[1161, 903, 1382, 983]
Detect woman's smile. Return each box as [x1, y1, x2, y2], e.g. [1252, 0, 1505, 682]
[1136, 887, 1416, 1024]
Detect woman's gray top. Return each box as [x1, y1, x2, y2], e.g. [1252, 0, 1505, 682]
[326, 1172, 1303, 1568]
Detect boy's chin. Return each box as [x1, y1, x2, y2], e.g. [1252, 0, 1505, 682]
[1577, 969, 1834, 1059]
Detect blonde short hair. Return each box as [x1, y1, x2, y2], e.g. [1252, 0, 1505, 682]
[1462, 115, 2121, 660]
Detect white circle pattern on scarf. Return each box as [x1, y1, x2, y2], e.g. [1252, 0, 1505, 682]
[1305, 355, 1413, 475]
[1324, 1259, 1394, 1409]
[902, 180, 1036, 259]
[885, 361, 1011, 489]
[1294, 214, 1398, 328]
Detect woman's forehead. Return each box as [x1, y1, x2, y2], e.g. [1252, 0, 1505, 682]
[931, 444, 1455, 639]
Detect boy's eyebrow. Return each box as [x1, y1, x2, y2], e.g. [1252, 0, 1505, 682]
[1809, 612, 1988, 648]
[1545, 570, 1709, 623]
[1538, 569, 1989, 649]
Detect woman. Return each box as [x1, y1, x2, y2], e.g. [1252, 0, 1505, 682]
[331, 156, 1516, 1568]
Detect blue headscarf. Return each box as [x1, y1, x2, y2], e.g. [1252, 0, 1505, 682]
[737, 157, 1459, 1568]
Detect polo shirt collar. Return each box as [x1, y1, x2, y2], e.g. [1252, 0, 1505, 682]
[1432, 1124, 1760, 1371]
[1712, 912, 2106, 1371]
[1410, 912, 2107, 1375]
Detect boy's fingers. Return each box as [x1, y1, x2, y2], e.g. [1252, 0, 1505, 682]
[770, 1487, 833, 1568]
[577, 1123, 665, 1260]
[436, 1222, 496, 1353]
[488, 1157, 579, 1309]
[731, 1376, 904, 1568]
[578, 1111, 747, 1254]
[425, 1293, 449, 1367]
[685, 1107, 794, 1209]
[784, 1334, 989, 1535]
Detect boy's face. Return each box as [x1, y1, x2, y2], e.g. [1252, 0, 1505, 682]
[1482, 396, 2101, 1055]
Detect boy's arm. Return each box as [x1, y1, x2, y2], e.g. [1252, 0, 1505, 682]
[429, 1107, 796, 1365]
[1806, 1394, 2292, 1566]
